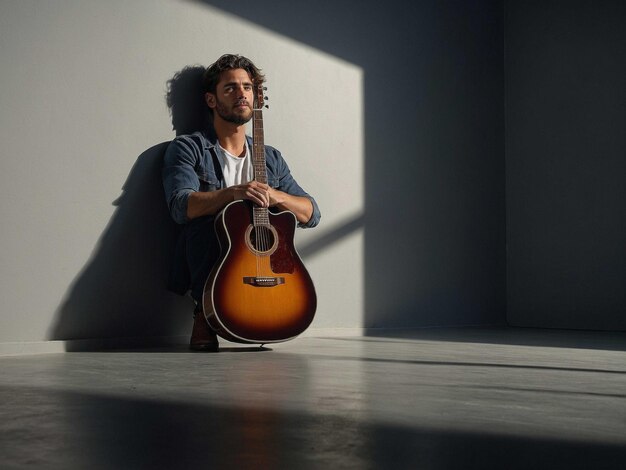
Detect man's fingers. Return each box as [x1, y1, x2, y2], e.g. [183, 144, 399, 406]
[233, 182, 271, 207]
[245, 187, 269, 207]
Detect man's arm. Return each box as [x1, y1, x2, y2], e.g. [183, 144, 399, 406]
[263, 146, 321, 228]
[268, 188, 313, 225]
[186, 180, 314, 221]
[165, 137, 319, 226]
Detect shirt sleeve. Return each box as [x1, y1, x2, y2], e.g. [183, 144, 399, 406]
[162, 136, 201, 224]
[271, 148, 321, 228]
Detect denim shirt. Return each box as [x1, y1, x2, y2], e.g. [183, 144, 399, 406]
[162, 131, 321, 299]
[163, 131, 321, 227]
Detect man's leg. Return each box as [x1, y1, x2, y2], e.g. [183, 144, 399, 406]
[189, 301, 219, 352]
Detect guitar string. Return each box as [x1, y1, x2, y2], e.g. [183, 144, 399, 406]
[253, 91, 274, 281]
[260, 215, 268, 277]
[253, 110, 260, 280]
[255, 109, 263, 279]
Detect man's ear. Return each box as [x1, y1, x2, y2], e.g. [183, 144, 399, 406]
[205, 92, 216, 109]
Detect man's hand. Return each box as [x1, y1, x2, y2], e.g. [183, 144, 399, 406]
[187, 181, 313, 225]
[231, 181, 273, 207]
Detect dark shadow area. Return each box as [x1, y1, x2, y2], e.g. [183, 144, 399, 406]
[62, 344, 272, 353]
[505, 1, 626, 330]
[49, 142, 190, 344]
[300, 353, 626, 376]
[362, 326, 626, 352]
[298, 212, 364, 259]
[197, 0, 507, 329]
[1, 385, 625, 470]
[49, 67, 219, 346]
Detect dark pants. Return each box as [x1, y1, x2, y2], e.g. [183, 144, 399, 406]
[168, 215, 220, 302]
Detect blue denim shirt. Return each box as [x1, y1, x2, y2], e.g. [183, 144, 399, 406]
[162, 131, 321, 299]
[163, 131, 321, 226]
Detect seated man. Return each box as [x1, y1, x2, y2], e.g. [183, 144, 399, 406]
[162, 54, 321, 352]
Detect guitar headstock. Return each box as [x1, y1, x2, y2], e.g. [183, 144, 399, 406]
[255, 82, 268, 110]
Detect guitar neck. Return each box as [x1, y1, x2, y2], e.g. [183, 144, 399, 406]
[252, 84, 269, 225]
[252, 84, 267, 185]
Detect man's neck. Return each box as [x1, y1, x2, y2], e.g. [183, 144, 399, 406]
[214, 119, 247, 157]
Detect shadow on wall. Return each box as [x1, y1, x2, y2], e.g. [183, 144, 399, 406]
[48, 67, 214, 346]
[48, 141, 190, 344]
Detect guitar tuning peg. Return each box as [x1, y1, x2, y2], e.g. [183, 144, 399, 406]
[265, 105, 269, 109]
[263, 86, 267, 91]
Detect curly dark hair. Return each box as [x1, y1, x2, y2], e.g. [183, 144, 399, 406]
[202, 54, 265, 94]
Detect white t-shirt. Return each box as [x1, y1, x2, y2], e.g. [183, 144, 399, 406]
[216, 140, 254, 187]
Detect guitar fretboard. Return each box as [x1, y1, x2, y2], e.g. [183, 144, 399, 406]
[252, 108, 267, 185]
[252, 86, 269, 227]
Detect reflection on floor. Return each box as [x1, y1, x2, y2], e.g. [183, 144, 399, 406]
[1, 327, 625, 469]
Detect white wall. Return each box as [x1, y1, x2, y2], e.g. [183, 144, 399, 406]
[0, 0, 364, 348]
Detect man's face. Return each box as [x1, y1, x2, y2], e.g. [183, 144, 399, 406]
[207, 68, 254, 125]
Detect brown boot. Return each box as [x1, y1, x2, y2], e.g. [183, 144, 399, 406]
[190, 305, 219, 352]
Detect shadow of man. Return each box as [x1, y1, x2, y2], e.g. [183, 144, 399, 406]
[49, 66, 212, 348]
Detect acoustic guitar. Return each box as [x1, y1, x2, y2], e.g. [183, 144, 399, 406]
[202, 84, 317, 344]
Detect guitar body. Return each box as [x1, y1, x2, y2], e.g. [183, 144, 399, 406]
[202, 200, 317, 343]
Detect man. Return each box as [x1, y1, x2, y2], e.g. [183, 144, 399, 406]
[162, 54, 321, 352]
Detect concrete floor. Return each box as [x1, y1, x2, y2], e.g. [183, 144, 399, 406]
[1, 328, 625, 469]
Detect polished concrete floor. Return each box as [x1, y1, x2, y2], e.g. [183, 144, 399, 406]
[1, 327, 625, 469]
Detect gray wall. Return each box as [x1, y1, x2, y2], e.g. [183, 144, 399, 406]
[506, 0, 626, 329]
[0, 0, 505, 350]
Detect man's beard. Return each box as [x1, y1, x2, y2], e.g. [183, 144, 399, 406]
[215, 97, 252, 125]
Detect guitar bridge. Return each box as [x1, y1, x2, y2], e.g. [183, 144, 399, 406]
[243, 276, 285, 287]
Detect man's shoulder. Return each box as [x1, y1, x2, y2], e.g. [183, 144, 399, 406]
[261, 143, 283, 163]
[171, 131, 216, 151]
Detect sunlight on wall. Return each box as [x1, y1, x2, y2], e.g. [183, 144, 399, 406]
[0, 0, 364, 343]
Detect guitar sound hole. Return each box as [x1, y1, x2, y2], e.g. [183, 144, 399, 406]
[245, 225, 279, 256]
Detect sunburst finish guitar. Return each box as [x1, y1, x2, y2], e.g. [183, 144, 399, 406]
[202, 84, 316, 344]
